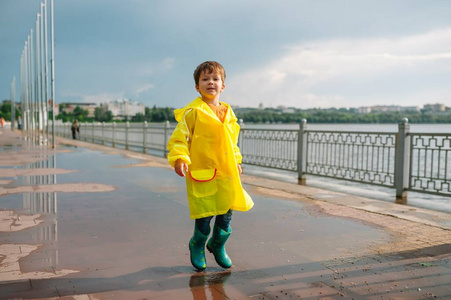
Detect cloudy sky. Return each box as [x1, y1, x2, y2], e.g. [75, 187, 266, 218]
[1, 0, 451, 109]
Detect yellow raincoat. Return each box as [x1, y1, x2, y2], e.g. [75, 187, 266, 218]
[167, 97, 254, 219]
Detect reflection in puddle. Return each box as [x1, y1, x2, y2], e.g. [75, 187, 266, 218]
[189, 271, 231, 300]
[0, 149, 64, 280]
[20, 151, 58, 214]
[0, 146, 115, 281]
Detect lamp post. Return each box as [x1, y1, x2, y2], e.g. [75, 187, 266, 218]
[50, 0, 56, 148]
[43, 0, 50, 144]
[16, 0, 55, 146]
[11, 77, 16, 129]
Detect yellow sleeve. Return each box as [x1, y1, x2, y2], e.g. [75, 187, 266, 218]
[233, 122, 243, 164]
[167, 109, 196, 167]
[228, 107, 243, 164]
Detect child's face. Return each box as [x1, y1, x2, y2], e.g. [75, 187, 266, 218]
[195, 71, 225, 101]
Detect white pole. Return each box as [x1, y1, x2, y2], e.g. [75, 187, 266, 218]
[24, 41, 28, 133]
[36, 12, 43, 143]
[40, 3, 47, 144]
[50, 0, 56, 148]
[26, 36, 31, 135]
[35, 16, 39, 142]
[20, 52, 23, 131]
[30, 29, 35, 141]
[44, 0, 50, 144]
[11, 77, 16, 129]
[21, 46, 26, 133]
[39, 3, 48, 144]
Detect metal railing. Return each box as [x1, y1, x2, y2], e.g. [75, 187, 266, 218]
[55, 121, 174, 156]
[239, 128, 298, 171]
[304, 130, 396, 187]
[409, 133, 451, 197]
[54, 119, 451, 201]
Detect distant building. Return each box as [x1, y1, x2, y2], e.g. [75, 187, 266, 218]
[48, 100, 59, 115]
[371, 105, 400, 112]
[402, 106, 421, 112]
[357, 105, 420, 113]
[107, 98, 145, 119]
[61, 102, 97, 117]
[357, 107, 372, 114]
[276, 105, 295, 113]
[423, 103, 445, 112]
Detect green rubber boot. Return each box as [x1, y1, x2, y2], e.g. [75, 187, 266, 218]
[206, 225, 232, 268]
[189, 225, 210, 271]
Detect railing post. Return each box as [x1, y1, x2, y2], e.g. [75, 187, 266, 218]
[238, 119, 244, 149]
[297, 119, 308, 185]
[112, 122, 116, 148]
[395, 118, 410, 204]
[91, 122, 94, 143]
[163, 121, 170, 157]
[125, 121, 130, 150]
[102, 122, 105, 145]
[143, 121, 148, 153]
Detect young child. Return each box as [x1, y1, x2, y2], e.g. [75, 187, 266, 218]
[167, 61, 254, 271]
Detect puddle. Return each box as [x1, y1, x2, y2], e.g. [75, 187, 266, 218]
[0, 144, 400, 299]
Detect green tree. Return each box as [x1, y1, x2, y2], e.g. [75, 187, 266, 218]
[145, 107, 152, 122]
[94, 106, 113, 122]
[0, 102, 11, 120]
[132, 113, 145, 122]
[73, 106, 89, 121]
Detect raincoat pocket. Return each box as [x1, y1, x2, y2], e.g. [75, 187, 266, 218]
[189, 169, 218, 198]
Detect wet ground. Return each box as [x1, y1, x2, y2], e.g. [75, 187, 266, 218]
[0, 129, 450, 300]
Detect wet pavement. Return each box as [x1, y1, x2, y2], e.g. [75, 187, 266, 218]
[0, 128, 450, 300]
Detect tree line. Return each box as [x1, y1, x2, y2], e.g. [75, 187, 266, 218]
[1, 101, 450, 124]
[55, 104, 175, 123]
[234, 108, 451, 124]
[0, 102, 20, 121]
[0, 102, 176, 123]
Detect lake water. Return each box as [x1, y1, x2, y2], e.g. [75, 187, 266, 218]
[242, 123, 451, 213]
[244, 122, 451, 133]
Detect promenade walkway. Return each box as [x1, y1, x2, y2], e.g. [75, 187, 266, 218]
[0, 128, 450, 300]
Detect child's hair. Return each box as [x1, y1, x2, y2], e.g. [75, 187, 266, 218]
[193, 61, 226, 85]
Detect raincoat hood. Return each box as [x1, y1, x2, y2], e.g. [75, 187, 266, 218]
[174, 97, 238, 124]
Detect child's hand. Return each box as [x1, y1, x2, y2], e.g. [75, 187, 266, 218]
[237, 164, 242, 175]
[175, 159, 189, 177]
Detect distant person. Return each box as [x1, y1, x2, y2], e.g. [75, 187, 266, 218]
[17, 116, 22, 130]
[167, 61, 254, 271]
[71, 119, 79, 139]
[0, 117, 4, 129]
